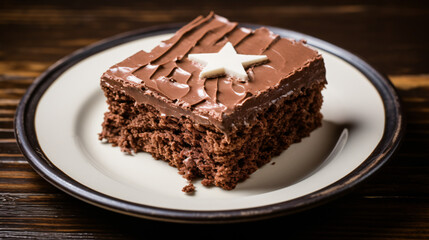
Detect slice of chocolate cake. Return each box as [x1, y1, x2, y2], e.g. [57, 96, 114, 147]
[99, 12, 327, 192]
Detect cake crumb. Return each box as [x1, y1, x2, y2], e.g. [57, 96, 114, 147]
[182, 183, 195, 194]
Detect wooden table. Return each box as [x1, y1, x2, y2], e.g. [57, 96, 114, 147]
[1, 1, 428, 239]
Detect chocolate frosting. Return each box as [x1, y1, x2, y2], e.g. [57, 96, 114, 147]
[101, 12, 326, 133]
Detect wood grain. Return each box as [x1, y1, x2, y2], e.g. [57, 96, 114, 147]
[1, 0, 428, 239]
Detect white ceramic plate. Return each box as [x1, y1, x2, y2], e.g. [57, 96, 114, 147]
[15, 24, 404, 223]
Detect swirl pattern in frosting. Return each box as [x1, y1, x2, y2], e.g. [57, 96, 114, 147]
[102, 12, 326, 131]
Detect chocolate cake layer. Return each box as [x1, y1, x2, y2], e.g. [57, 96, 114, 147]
[101, 12, 326, 134]
[100, 81, 324, 190]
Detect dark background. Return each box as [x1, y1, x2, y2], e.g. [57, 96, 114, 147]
[1, 1, 428, 239]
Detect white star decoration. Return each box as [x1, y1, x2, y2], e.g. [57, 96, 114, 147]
[188, 42, 268, 82]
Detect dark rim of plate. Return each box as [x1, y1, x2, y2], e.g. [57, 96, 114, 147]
[14, 23, 405, 224]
